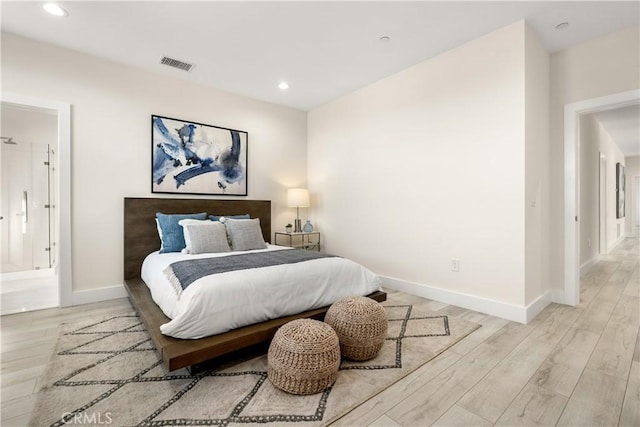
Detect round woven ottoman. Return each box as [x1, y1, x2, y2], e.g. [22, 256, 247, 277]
[325, 296, 388, 361]
[267, 319, 341, 395]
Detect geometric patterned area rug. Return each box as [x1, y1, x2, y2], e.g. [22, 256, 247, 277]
[30, 299, 480, 427]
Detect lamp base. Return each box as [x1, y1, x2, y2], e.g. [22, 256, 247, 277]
[294, 219, 302, 233]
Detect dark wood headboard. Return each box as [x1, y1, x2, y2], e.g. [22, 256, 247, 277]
[124, 198, 271, 280]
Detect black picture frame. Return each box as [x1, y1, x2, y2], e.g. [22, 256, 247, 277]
[151, 115, 248, 196]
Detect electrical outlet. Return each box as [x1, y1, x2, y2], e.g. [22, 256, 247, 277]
[451, 258, 460, 272]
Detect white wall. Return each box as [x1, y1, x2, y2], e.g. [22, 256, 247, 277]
[579, 114, 600, 267]
[625, 156, 640, 237]
[1, 33, 308, 292]
[549, 26, 639, 290]
[309, 22, 528, 309]
[524, 25, 551, 305]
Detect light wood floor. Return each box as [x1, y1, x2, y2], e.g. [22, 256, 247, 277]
[1, 238, 638, 426]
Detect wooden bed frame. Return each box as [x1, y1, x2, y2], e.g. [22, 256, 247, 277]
[123, 197, 386, 372]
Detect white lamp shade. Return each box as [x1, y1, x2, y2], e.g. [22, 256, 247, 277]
[287, 188, 310, 207]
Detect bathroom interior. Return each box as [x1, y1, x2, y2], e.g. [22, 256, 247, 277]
[1, 102, 59, 315]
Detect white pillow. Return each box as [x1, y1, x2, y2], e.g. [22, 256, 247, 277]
[223, 218, 267, 251]
[178, 219, 231, 254]
[155, 218, 164, 252]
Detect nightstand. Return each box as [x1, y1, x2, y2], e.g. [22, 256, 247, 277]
[274, 231, 321, 251]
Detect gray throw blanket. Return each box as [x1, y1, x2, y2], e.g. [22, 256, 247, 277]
[164, 249, 337, 296]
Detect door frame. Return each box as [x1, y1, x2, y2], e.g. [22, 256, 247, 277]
[564, 89, 639, 306]
[1, 93, 72, 307]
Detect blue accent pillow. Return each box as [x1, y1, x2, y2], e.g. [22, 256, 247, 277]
[209, 214, 250, 221]
[156, 212, 207, 253]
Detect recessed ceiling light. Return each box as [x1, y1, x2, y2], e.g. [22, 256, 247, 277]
[43, 3, 68, 17]
[278, 82, 289, 90]
[379, 36, 391, 43]
[555, 22, 569, 30]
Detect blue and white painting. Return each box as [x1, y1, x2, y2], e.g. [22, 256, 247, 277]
[151, 115, 247, 196]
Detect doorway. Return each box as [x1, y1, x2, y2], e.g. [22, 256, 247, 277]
[564, 89, 640, 306]
[1, 104, 58, 313]
[0, 93, 72, 313]
[1, 106, 56, 274]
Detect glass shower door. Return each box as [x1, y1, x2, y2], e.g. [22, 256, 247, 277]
[0, 141, 51, 273]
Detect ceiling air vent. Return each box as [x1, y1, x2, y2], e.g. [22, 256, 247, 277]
[160, 56, 194, 72]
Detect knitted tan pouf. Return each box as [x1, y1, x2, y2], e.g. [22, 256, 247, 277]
[325, 296, 388, 361]
[267, 319, 341, 395]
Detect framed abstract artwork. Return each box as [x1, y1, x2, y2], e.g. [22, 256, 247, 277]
[616, 162, 625, 219]
[151, 115, 248, 196]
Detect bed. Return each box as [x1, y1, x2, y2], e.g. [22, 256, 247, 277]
[123, 197, 386, 372]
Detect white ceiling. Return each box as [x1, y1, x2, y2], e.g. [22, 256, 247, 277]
[1, 1, 638, 111]
[593, 104, 640, 157]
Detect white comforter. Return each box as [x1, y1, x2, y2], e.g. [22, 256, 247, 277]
[141, 245, 382, 339]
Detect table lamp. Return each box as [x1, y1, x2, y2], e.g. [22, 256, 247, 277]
[287, 188, 310, 232]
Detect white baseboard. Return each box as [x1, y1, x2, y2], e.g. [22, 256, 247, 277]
[72, 284, 128, 306]
[580, 257, 599, 276]
[380, 275, 552, 324]
[607, 234, 626, 253]
[525, 290, 553, 323]
[551, 289, 567, 305]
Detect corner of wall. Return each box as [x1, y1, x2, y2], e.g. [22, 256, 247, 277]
[381, 275, 535, 324]
[524, 23, 551, 306]
[72, 284, 128, 306]
[310, 20, 531, 309]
